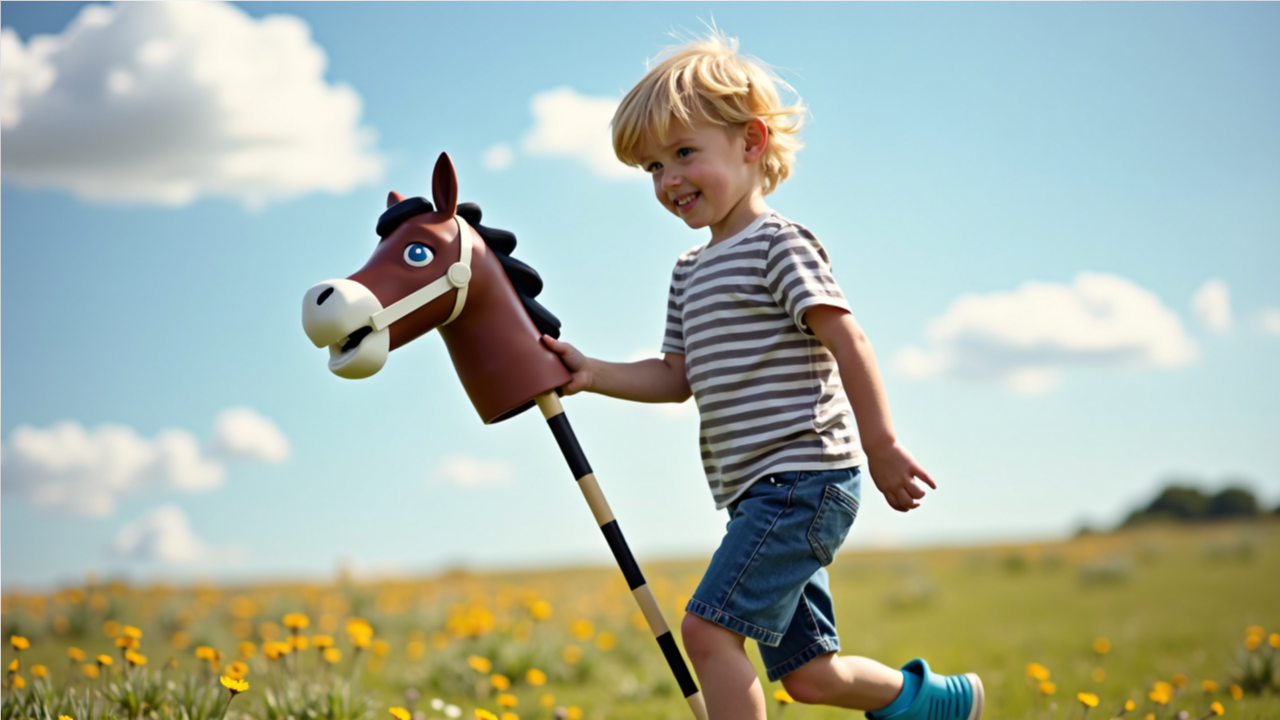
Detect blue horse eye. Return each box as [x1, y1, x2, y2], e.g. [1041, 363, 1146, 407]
[404, 243, 434, 267]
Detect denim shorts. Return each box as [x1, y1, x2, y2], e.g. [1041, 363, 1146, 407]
[686, 467, 861, 681]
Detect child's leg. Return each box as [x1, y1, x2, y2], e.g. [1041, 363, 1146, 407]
[680, 614, 767, 720]
[779, 652, 903, 710]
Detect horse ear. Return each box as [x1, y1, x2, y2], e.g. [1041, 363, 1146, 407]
[431, 152, 458, 217]
[387, 190, 405, 208]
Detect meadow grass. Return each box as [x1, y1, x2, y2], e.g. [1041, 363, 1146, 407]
[2, 521, 1277, 720]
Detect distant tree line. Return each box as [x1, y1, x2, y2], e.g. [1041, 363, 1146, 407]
[1122, 482, 1279, 527]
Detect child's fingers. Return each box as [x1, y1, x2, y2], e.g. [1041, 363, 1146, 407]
[913, 464, 937, 489]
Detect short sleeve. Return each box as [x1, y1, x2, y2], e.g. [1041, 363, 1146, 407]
[764, 224, 850, 334]
[661, 264, 686, 354]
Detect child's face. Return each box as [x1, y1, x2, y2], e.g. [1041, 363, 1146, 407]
[635, 118, 766, 243]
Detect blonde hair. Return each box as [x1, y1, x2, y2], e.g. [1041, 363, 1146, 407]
[612, 31, 806, 196]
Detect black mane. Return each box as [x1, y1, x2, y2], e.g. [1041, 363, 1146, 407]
[376, 198, 562, 339]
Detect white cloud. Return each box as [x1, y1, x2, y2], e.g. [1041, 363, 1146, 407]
[481, 143, 514, 172]
[519, 87, 643, 180]
[1257, 308, 1280, 337]
[0, 2, 382, 207]
[210, 407, 289, 463]
[2, 407, 287, 515]
[112, 505, 207, 562]
[893, 273, 1198, 395]
[1191, 279, 1232, 333]
[434, 456, 514, 488]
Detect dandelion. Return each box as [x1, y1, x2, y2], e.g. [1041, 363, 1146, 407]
[1150, 687, 1171, 706]
[562, 645, 582, 665]
[125, 650, 147, 667]
[195, 646, 219, 662]
[9, 636, 30, 651]
[238, 641, 257, 658]
[7, 659, 17, 672]
[530, 599, 553, 621]
[59, 716, 74, 720]
[570, 620, 595, 641]
[283, 613, 310, 631]
[289, 635, 310, 651]
[265, 642, 291, 660]
[527, 668, 547, 686]
[1172, 674, 1188, 689]
[1244, 635, 1261, 652]
[1113, 699, 1136, 716]
[1079, 692, 1099, 708]
[116, 636, 140, 650]
[68, 647, 85, 663]
[566, 707, 582, 720]
[595, 632, 617, 651]
[31, 665, 48, 679]
[1229, 685, 1243, 701]
[389, 708, 411, 720]
[467, 655, 493, 674]
[373, 639, 391, 657]
[1203, 701, 1225, 718]
[312, 635, 334, 650]
[1027, 662, 1051, 682]
[1093, 637, 1111, 656]
[1270, 633, 1280, 649]
[1203, 681, 1218, 694]
[123, 625, 143, 639]
[96, 654, 113, 668]
[225, 661, 248, 679]
[501, 714, 518, 720]
[12, 675, 25, 689]
[775, 689, 794, 703]
[323, 647, 342, 664]
[81, 664, 99, 679]
[475, 711, 498, 720]
[102, 620, 121, 638]
[498, 693, 518, 708]
[1039, 681, 1057, 696]
[218, 675, 249, 720]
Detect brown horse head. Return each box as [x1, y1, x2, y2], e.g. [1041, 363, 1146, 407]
[302, 152, 571, 423]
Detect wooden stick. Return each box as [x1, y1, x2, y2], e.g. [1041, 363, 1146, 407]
[535, 392, 708, 720]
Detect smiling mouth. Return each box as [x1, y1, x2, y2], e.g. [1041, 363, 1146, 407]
[674, 192, 700, 210]
[339, 326, 374, 352]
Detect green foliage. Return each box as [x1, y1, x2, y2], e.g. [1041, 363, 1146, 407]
[1123, 483, 1266, 527]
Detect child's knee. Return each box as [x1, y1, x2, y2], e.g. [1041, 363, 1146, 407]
[680, 613, 742, 660]
[779, 655, 836, 705]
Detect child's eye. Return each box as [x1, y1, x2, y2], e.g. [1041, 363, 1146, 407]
[646, 161, 663, 173]
[676, 147, 693, 158]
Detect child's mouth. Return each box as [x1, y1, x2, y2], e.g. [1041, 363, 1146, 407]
[674, 192, 700, 214]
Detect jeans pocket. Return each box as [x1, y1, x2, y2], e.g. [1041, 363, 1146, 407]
[807, 483, 860, 566]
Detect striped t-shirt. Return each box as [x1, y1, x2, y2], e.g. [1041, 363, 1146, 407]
[663, 212, 865, 509]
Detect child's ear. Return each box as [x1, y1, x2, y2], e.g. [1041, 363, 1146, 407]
[743, 118, 769, 163]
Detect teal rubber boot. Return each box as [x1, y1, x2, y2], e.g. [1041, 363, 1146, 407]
[866, 658, 984, 720]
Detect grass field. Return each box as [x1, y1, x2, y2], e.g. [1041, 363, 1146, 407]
[3, 520, 1278, 720]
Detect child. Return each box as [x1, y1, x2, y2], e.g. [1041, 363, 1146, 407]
[542, 32, 983, 720]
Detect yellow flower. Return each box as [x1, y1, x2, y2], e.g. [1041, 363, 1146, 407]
[1203, 680, 1219, 694]
[290, 635, 309, 651]
[1078, 692, 1100, 708]
[31, 665, 48, 678]
[501, 714, 518, 720]
[102, 620, 121, 638]
[570, 620, 595, 641]
[68, 647, 85, 662]
[475, 711, 498, 720]
[1026, 662, 1051, 682]
[491, 673, 511, 691]
[116, 636, 139, 650]
[7, 659, 17, 672]
[12, 675, 26, 689]
[125, 651, 147, 667]
[1270, 633, 1280, 649]
[1209, 701, 1225, 716]
[1149, 689, 1171, 706]
[9, 636, 30, 651]
[1229, 685, 1243, 700]
[81, 664, 99, 679]
[498, 693, 518, 708]
[123, 626, 143, 639]
[283, 613, 310, 631]
[1153, 681, 1173, 697]
[530, 600, 553, 621]
[1091, 668, 1106, 683]
[1093, 637, 1111, 655]
[373, 639, 390, 657]
[195, 646, 219, 661]
[1244, 636, 1261, 652]
[1245, 625, 1264, 639]
[346, 618, 372, 636]
[526, 668, 547, 686]
[595, 632, 617, 651]
[540, 694, 556, 708]
[322, 647, 342, 664]
[220, 675, 249, 694]
[1039, 680, 1057, 696]
[389, 708, 411, 720]
[1173, 674, 1187, 689]
[774, 689, 794, 703]
[225, 661, 249, 679]
[238, 641, 257, 658]
[566, 708, 582, 720]
[96, 655, 113, 667]
[312, 635, 334, 649]
[59, 716, 74, 720]
[1124, 700, 1136, 712]
[562, 645, 582, 665]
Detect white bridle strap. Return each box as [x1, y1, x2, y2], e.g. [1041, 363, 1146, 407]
[369, 216, 472, 332]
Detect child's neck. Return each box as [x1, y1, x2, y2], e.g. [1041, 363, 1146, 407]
[708, 192, 770, 246]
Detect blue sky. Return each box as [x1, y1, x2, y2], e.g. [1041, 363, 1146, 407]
[2, 2, 1278, 591]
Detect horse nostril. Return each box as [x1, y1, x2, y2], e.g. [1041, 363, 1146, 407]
[316, 287, 335, 305]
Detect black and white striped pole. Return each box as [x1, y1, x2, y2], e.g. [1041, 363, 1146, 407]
[535, 392, 709, 720]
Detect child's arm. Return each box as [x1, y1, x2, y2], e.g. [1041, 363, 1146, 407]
[542, 335, 692, 403]
[805, 305, 936, 513]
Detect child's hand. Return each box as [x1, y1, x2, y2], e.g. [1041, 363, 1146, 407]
[541, 335, 594, 395]
[866, 442, 936, 513]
